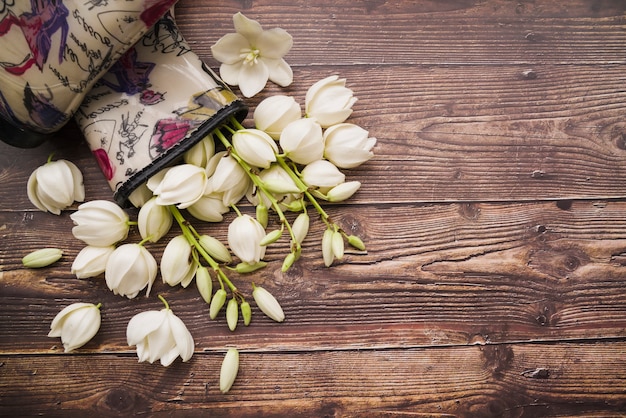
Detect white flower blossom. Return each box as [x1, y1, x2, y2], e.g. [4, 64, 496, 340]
[254, 95, 301, 139]
[71, 245, 115, 279]
[323, 123, 376, 168]
[305, 75, 357, 127]
[150, 164, 207, 209]
[126, 297, 194, 367]
[300, 160, 345, 188]
[279, 118, 324, 165]
[70, 200, 129, 246]
[228, 214, 266, 265]
[160, 235, 198, 288]
[27, 159, 84, 215]
[211, 12, 293, 97]
[232, 128, 278, 169]
[105, 243, 157, 299]
[138, 197, 173, 243]
[48, 302, 101, 352]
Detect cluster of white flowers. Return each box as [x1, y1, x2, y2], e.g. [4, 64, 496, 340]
[26, 13, 375, 394]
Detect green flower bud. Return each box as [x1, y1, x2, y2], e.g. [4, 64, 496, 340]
[282, 199, 306, 212]
[209, 289, 227, 319]
[220, 348, 239, 394]
[235, 261, 267, 273]
[195, 266, 213, 304]
[22, 248, 63, 268]
[259, 228, 282, 246]
[226, 298, 238, 331]
[256, 203, 269, 229]
[281, 252, 296, 272]
[240, 301, 252, 326]
[198, 235, 232, 264]
[347, 235, 366, 251]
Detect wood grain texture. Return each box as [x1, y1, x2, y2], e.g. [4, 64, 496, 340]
[1, 0, 626, 416]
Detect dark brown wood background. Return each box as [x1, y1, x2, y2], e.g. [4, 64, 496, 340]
[2, 0, 626, 416]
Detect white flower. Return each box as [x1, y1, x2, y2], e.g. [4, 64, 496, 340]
[305, 75, 357, 127]
[211, 12, 293, 97]
[127, 183, 154, 208]
[232, 128, 278, 169]
[209, 153, 251, 206]
[184, 135, 216, 167]
[252, 284, 285, 322]
[105, 243, 157, 299]
[220, 348, 239, 393]
[138, 197, 173, 243]
[27, 159, 84, 215]
[161, 235, 198, 288]
[279, 118, 324, 165]
[126, 297, 194, 367]
[71, 245, 115, 279]
[228, 214, 266, 265]
[70, 200, 129, 246]
[254, 95, 301, 139]
[300, 160, 345, 188]
[323, 123, 376, 168]
[150, 164, 207, 209]
[186, 192, 230, 222]
[48, 302, 101, 352]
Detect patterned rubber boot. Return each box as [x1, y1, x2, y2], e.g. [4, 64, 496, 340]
[74, 11, 247, 207]
[0, 0, 178, 147]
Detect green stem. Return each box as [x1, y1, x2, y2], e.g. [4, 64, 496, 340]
[168, 205, 236, 292]
[158, 294, 170, 310]
[214, 129, 299, 246]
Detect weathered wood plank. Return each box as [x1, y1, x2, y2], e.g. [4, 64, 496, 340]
[1, 342, 625, 417]
[2, 200, 625, 353]
[177, 0, 626, 66]
[2, 62, 626, 209]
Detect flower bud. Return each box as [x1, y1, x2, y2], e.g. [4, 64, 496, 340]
[322, 227, 334, 267]
[279, 118, 324, 165]
[332, 230, 345, 260]
[300, 160, 345, 188]
[252, 284, 285, 322]
[254, 95, 301, 139]
[281, 252, 296, 272]
[240, 301, 252, 326]
[138, 197, 173, 243]
[226, 298, 239, 331]
[198, 235, 232, 263]
[70, 200, 129, 246]
[323, 123, 376, 168]
[27, 159, 85, 215]
[234, 261, 267, 273]
[326, 181, 361, 202]
[210, 154, 251, 205]
[210, 289, 227, 319]
[256, 203, 269, 228]
[127, 183, 153, 208]
[48, 302, 101, 352]
[195, 266, 213, 304]
[348, 235, 366, 251]
[291, 212, 310, 245]
[305, 75, 357, 127]
[232, 129, 278, 169]
[259, 164, 301, 195]
[228, 214, 266, 265]
[184, 134, 216, 167]
[220, 348, 239, 394]
[151, 164, 207, 209]
[105, 243, 157, 299]
[71, 245, 115, 278]
[260, 228, 283, 246]
[22, 248, 63, 268]
[161, 235, 198, 288]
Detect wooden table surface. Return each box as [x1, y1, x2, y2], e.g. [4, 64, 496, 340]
[2, 0, 626, 416]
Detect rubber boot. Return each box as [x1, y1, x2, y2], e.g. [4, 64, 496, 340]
[0, 0, 178, 148]
[74, 11, 247, 207]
